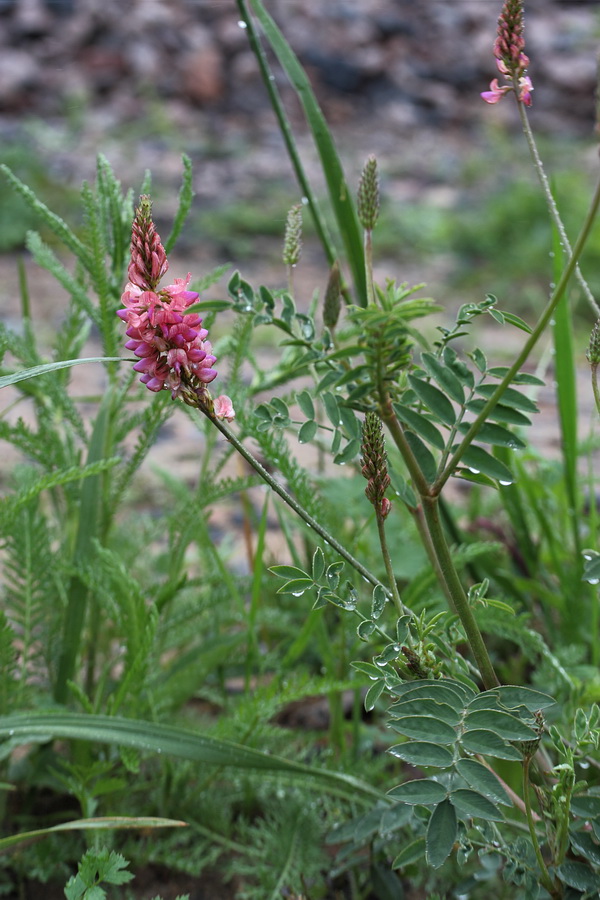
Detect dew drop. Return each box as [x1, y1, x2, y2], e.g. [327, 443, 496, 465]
[291, 591, 304, 597]
[237, 19, 247, 28]
[499, 479, 513, 486]
[301, 196, 309, 205]
[8, 729, 14, 737]
[580, 761, 590, 770]
[588, 578, 600, 585]
[549, 251, 555, 258]
[468, 467, 480, 475]
[583, 553, 594, 560]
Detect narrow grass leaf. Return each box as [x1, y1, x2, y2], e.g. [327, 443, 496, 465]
[0, 817, 186, 853]
[248, 0, 367, 304]
[0, 713, 385, 803]
[0, 358, 123, 389]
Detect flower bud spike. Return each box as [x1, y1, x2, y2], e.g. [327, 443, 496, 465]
[282, 203, 303, 268]
[323, 260, 342, 330]
[361, 411, 391, 514]
[357, 155, 379, 232]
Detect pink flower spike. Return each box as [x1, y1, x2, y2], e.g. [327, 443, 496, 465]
[214, 395, 236, 422]
[481, 79, 510, 104]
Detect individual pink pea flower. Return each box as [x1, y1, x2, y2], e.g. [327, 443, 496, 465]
[213, 395, 236, 422]
[481, 0, 533, 107]
[481, 78, 511, 105]
[118, 197, 234, 420]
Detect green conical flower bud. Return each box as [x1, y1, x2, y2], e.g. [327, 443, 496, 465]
[282, 203, 303, 267]
[587, 320, 600, 366]
[361, 411, 391, 518]
[357, 155, 379, 231]
[323, 261, 341, 329]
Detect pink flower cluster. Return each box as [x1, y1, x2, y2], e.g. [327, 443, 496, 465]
[118, 274, 218, 397]
[481, 0, 533, 107]
[118, 197, 234, 420]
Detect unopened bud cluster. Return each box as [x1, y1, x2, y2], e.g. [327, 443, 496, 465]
[361, 411, 391, 519]
[357, 155, 380, 231]
[323, 261, 341, 329]
[283, 203, 303, 267]
[587, 320, 600, 366]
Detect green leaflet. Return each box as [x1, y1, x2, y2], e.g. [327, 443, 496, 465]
[426, 799, 457, 869]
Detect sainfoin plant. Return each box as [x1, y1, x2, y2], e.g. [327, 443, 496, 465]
[0, 1, 600, 897]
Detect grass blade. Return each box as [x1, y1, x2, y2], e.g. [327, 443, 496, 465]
[0, 817, 186, 853]
[247, 0, 367, 305]
[0, 712, 386, 804]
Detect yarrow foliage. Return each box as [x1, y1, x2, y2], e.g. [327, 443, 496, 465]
[481, 0, 533, 107]
[118, 197, 234, 419]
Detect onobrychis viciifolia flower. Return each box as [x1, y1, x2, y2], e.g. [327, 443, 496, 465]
[481, 0, 533, 107]
[118, 196, 234, 420]
[361, 411, 391, 520]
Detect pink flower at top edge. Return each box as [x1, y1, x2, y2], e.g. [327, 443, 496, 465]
[481, 0, 533, 107]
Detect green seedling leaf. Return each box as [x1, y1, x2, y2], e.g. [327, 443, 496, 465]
[388, 741, 454, 768]
[405, 431, 437, 483]
[466, 399, 532, 426]
[390, 699, 461, 726]
[570, 796, 600, 819]
[495, 686, 556, 712]
[393, 403, 445, 450]
[388, 779, 447, 806]
[454, 759, 512, 806]
[426, 799, 457, 868]
[371, 584, 387, 620]
[457, 445, 514, 484]
[487, 366, 544, 386]
[388, 716, 457, 744]
[460, 730, 522, 761]
[364, 679, 385, 712]
[270, 565, 310, 579]
[298, 420, 318, 443]
[456, 421, 526, 449]
[475, 383, 538, 413]
[296, 390, 315, 420]
[408, 375, 456, 426]
[357, 620, 376, 641]
[421, 352, 465, 404]
[393, 837, 426, 869]
[311, 548, 325, 581]
[277, 578, 314, 595]
[449, 789, 503, 822]
[556, 861, 600, 893]
[464, 709, 537, 740]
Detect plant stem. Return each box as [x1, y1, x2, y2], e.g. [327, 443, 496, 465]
[435, 171, 600, 493]
[200, 409, 411, 612]
[411, 505, 458, 616]
[364, 228, 375, 306]
[591, 362, 600, 417]
[517, 98, 600, 318]
[421, 495, 499, 689]
[375, 514, 403, 616]
[522, 757, 557, 897]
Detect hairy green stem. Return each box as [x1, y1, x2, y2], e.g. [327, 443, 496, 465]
[364, 228, 375, 306]
[435, 171, 600, 493]
[200, 410, 410, 611]
[375, 514, 403, 616]
[517, 97, 600, 318]
[522, 757, 557, 897]
[591, 362, 600, 417]
[421, 496, 499, 689]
